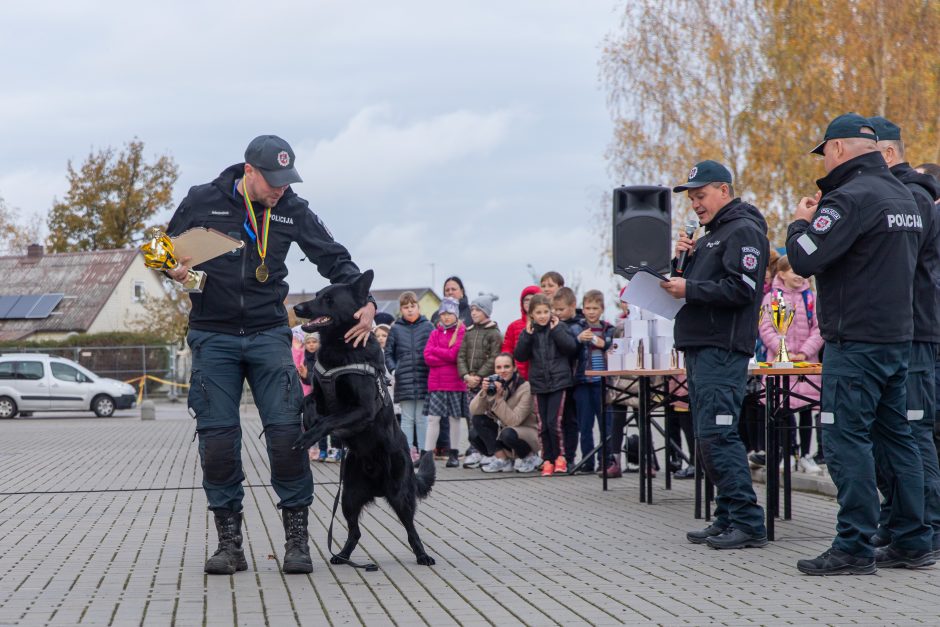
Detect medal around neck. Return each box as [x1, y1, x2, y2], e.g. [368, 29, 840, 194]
[140, 227, 207, 292]
[255, 262, 269, 283]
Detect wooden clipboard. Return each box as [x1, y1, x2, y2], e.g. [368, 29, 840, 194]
[172, 228, 245, 267]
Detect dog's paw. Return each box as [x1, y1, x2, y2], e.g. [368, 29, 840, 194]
[292, 430, 320, 451]
[416, 554, 435, 566]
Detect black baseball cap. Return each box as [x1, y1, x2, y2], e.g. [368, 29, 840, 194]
[244, 135, 303, 187]
[672, 160, 733, 193]
[867, 116, 902, 142]
[810, 113, 879, 155]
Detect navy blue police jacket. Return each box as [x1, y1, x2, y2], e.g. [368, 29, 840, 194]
[673, 198, 769, 356]
[786, 151, 921, 344]
[167, 163, 371, 336]
[891, 162, 940, 344]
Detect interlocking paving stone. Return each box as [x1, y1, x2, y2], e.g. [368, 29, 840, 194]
[0, 403, 939, 625]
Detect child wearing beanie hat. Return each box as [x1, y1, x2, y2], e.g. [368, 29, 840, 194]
[457, 293, 503, 467]
[424, 298, 468, 468]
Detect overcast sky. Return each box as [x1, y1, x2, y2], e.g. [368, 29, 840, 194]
[0, 0, 623, 328]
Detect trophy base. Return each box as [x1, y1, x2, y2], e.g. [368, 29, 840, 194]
[770, 361, 794, 369]
[182, 271, 207, 293]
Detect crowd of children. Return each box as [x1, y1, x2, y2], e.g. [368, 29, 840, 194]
[293, 263, 825, 479]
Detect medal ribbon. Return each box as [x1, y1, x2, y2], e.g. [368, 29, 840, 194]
[242, 183, 270, 263]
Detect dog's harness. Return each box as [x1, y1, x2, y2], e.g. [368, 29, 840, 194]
[312, 361, 390, 573]
[313, 362, 392, 412]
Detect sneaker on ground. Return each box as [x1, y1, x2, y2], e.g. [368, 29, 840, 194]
[813, 451, 826, 466]
[674, 466, 695, 479]
[748, 451, 766, 468]
[875, 545, 937, 569]
[797, 548, 876, 575]
[479, 455, 495, 468]
[517, 454, 541, 473]
[778, 456, 797, 472]
[445, 450, 460, 468]
[553, 456, 568, 474]
[540, 461, 554, 477]
[482, 457, 514, 473]
[598, 460, 622, 478]
[623, 462, 640, 473]
[328, 449, 343, 463]
[434, 447, 448, 460]
[317, 449, 328, 462]
[687, 523, 728, 544]
[705, 528, 768, 550]
[462, 452, 483, 468]
[798, 454, 822, 474]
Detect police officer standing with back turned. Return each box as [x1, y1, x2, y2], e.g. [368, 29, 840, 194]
[660, 160, 769, 550]
[867, 116, 940, 560]
[787, 113, 934, 575]
[166, 135, 376, 576]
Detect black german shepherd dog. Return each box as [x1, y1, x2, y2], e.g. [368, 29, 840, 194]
[292, 270, 436, 567]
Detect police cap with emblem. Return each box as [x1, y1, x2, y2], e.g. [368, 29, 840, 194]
[245, 135, 303, 187]
[672, 160, 733, 193]
[867, 116, 902, 142]
[810, 113, 879, 155]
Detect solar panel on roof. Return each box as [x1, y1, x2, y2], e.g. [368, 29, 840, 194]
[0, 296, 18, 318]
[26, 293, 63, 319]
[5, 295, 42, 319]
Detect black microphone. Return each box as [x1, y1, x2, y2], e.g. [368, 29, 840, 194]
[674, 220, 698, 275]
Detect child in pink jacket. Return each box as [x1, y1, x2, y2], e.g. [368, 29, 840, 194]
[423, 298, 468, 467]
[759, 255, 824, 473]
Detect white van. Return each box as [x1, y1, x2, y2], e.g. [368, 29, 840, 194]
[0, 354, 137, 418]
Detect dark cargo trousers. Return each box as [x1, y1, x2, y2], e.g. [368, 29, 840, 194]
[874, 342, 940, 549]
[821, 341, 931, 557]
[686, 348, 766, 537]
[187, 327, 312, 513]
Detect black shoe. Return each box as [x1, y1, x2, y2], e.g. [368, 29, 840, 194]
[706, 528, 768, 550]
[813, 452, 826, 466]
[870, 529, 891, 548]
[875, 545, 936, 569]
[281, 507, 313, 574]
[674, 466, 695, 480]
[687, 523, 728, 545]
[445, 449, 460, 468]
[797, 548, 876, 575]
[205, 509, 248, 575]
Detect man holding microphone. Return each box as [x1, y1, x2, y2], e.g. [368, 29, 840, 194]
[660, 160, 769, 549]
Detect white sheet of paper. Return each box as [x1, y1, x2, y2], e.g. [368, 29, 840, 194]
[622, 271, 685, 320]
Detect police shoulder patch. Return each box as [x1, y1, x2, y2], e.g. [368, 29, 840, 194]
[811, 207, 840, 233]
[741, 246, 760, 272]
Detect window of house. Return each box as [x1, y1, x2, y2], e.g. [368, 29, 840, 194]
[133, 281, 145, 303]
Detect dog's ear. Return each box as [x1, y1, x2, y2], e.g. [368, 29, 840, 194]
[351, 270, 374, 304]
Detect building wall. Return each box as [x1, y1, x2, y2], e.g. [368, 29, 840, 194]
[86, 256, 169, 334]
[418, 293, 441, 321]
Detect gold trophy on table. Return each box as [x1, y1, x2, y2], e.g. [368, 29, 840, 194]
[760, 288, 794, 368]
[140, 227, 207, 292]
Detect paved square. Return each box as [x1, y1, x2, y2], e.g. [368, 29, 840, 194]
[0, 403, 937, 626]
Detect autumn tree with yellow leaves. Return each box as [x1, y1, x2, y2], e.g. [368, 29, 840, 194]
[602, 0, 940, 244]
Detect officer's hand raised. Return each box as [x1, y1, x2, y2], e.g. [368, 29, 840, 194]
[795, 191, 822, 223]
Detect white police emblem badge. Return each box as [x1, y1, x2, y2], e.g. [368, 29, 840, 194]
[277, 150, 290, 167]
[688, 166, 698, 180]
[812, 215, 833, 233]
[741, 245, 760, 272]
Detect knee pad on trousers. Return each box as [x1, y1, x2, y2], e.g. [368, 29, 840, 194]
[199, 426, 244, 485]
[266, 423, 307, 481]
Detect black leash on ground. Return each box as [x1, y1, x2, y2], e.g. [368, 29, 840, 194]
[326, 448, 378, 572]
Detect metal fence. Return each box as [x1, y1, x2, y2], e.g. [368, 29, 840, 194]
[0, 345, 188, 400]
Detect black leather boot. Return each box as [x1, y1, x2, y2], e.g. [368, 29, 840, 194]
[205, 509, 248, 575]
[282, 506, 313, 574]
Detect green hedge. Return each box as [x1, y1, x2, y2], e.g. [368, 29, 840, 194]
[0, 331, 169, 349]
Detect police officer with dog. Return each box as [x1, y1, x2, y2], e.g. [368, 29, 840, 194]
[660, 160, 769, 550]
[166, 135, 376, 575]
[787, 113, 934, 575]
[867, 115, 940, 559]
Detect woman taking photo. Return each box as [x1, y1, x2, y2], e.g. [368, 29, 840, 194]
[468, 352, 542, 473]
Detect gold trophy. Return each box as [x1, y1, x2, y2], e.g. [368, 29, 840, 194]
[140, 228, 207, 292]
[761, 289, 795, 368]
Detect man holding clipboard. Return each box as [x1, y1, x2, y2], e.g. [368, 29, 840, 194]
[165, 135, 375, 576]
[660, 160, 770, 550]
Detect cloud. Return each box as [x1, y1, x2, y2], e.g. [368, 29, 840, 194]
[299, 106, 519, 197]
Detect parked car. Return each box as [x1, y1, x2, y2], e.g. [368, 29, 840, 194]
[0, 354, 137, 418]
